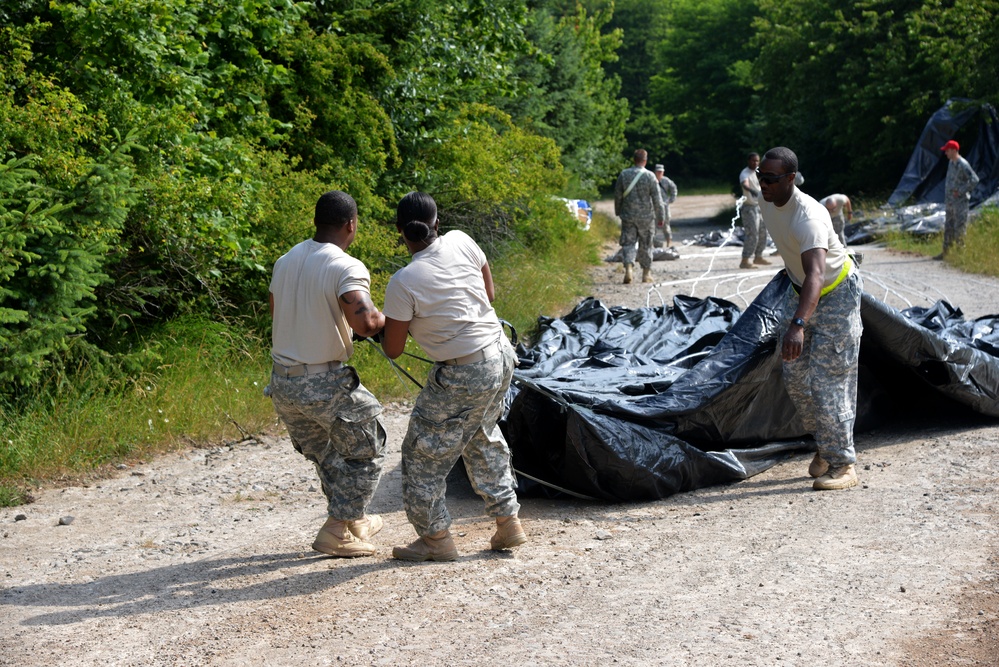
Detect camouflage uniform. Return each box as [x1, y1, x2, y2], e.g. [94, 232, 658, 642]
[740, 166, 767, 260]
[778, 273, 864, 468]
[943, 156, 980, 254]
[614, 166, 665, 269]
[270, 366, 386, 520]
[402, 340, 520, 537]
[654, 176, 678, 248]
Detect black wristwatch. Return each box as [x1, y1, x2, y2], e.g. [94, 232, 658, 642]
[791, 317, 806, 328]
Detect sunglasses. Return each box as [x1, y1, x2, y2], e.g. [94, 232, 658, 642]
[756, 169, 794, 185]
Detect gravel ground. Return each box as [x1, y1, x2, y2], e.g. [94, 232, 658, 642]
[2, 195, 998, 666]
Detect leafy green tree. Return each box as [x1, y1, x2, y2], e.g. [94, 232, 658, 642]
[753, 0, 999, 194]
[647, 0, 761, 182]
[604, 0, 667, 165]
[500, 1, 627, 197]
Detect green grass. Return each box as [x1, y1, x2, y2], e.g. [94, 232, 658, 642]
[0, 317, 277, 506]
[0, 216, 612, 506]
[882, 204, 999, 276]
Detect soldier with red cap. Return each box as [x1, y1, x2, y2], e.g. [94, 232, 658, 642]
[937, 140, 980, 259]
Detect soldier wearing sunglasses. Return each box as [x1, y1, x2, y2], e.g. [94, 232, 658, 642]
[758, 147, 863, 491]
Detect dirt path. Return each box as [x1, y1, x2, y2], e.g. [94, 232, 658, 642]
[3, 195, 999, 666]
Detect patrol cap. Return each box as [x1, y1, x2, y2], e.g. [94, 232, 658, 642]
[654, 164, 664, 171]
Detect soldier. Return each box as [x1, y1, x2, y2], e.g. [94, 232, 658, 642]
[614, 149, 666, 284]
[382, 192, 525, 562]
[653, 163, 678, 249]
[739, 152, 770, 269]
[937, 140, 980, 259]
[819, 193, 853, 247]
[268, 190, 387, 557]
[758, 147, 863, 491]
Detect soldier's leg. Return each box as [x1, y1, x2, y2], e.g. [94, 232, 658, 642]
[953, 199, 970, 248]
[741, 207, 759, 267]
[831, 214, 846, 247]
[943, 203, 957, 254]
[636, 219, 654, 270]
[459, 344, 520, 518]
[801, 275, 863, 468]
[285, 367, 386, 520]
[779, 291, 816, 432]
[620, 219, 639, 266]
[753, 209, 769, 259]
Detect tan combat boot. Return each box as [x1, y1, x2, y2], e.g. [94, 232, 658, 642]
[808, 453, 829, 478]
[312, 517, 376, 557]
[623, 263, 634, 284]
[813, 464, 858, 491]
[347, 514, 383, 541]
[490, 515, 527, 551]
[740, 258, 755, 269]
[392, 530, 459, 562]
[754, 255, 772, 266]
[642, 267, 653, 283]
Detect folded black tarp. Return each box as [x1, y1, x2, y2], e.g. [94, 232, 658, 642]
[501, 272, 999, 501]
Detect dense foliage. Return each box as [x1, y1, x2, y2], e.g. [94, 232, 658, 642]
[0, 0, 623, 395]
[610, 0, 999, 195]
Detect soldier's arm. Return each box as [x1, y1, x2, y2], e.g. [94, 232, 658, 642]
[339, 290, 385, 338]
[381, 317, 409, 359]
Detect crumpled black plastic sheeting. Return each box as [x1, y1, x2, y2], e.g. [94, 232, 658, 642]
[501, 273, 999, 502]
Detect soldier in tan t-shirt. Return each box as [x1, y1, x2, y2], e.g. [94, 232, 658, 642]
[758, 147, 863, 492]
[268, 190, 387, 558]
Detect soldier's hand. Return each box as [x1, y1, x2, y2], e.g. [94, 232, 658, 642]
[781, 327, 804, 362]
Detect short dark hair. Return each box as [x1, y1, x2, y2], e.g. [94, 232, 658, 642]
[747, 152, 759, 160]
[314, 190, 357, 228]
[396, 191, 438, 244]
[633, 149, 648, 163]
[763, 147, 798, 173]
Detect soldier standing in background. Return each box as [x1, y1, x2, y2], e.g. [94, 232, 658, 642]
[937, 140, 980, 260]
[819, 193, 853, 247]
[739, 152, 770, 269]
[614, 149, 666, 284]
[653, 163, 678, 249]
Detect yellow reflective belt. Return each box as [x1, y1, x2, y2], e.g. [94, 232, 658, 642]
[820, 257, 853, 297]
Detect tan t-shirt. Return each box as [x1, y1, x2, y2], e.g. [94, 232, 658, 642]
[760, 188, 852, 288]
[383, 230, 501, 362]
[269, 239, 369, 366]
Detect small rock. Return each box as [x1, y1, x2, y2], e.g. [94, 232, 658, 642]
[900, 585, 906, 593]
[594, 529, 613, 540]
[58, 516, 75, 526]
[14, 514, 27, 522]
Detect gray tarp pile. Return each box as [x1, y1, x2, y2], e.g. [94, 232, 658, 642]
[500, 272, 999, 501]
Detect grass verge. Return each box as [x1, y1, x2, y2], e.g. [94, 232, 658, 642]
[881, 204, 999, 276]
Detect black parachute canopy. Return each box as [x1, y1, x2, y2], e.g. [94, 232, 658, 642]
[888, 98, 999, 208]
[501, 273, 999, 502]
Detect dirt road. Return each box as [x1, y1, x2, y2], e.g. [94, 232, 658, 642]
[2, 195, 998, 666]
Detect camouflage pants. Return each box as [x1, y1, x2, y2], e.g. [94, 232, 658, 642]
[620, 216, 655, 269]
[402, 339, 521, 537]
[653, 207, 672, 248]
[270, 365, 386, 520]
[943, 197, 970, 253]
[830, 213, 847, 247]
[741, 205, 768, 260]
[779, 273, 863, 467]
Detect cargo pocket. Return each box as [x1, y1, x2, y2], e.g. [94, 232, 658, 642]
[331, 369, 384, 460]
[408, 406, 470, 464]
